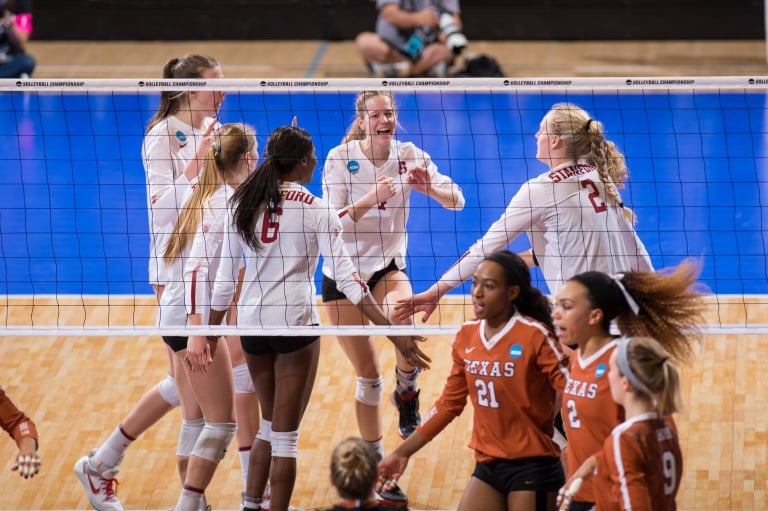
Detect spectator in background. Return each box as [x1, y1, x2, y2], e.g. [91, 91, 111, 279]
[355, 0, 465, 78]
[0, 0, 35, 78]
[1, 385, 40, 479]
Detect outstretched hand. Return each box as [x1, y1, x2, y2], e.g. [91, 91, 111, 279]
[12, 438, 40, 479]
[387, 335, 431, 370]
[394, 289, 439, 323]
[556, 477, 584, 511]
[377, 451, 410, 493]
[556, 455, 595, 510]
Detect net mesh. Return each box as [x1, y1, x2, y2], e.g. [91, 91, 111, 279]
[1, 76, 766, 336]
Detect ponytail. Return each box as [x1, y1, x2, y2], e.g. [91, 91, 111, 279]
[620, 336, 682, 416]
[231, 125, 314, 252]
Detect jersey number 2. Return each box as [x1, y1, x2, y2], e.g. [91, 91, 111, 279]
[565, 399, 581, 429]
[260, 207, 283, 243]
[581, 179, 607, 213]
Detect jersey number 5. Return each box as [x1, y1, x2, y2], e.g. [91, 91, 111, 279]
[581, 179, 607, 213]
[261, 207, 283, 243]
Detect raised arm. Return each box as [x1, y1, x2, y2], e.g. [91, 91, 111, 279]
[144, 120, 215, 228]
[395, 184, 535, 322]
[406, 164, 465, 210]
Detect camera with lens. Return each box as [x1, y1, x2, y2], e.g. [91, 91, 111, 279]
[439, 11, 467, 55]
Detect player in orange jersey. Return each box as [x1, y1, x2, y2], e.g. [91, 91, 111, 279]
[552, 260, 705, 510]
[557, 336, 684, 511]
[378, 250, 569, 511]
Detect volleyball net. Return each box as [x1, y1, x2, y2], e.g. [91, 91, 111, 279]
[1, 76, 767, 336]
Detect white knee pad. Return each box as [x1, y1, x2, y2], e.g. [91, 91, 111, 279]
[191, 422, 237, 464]
[356, 376, 384, 406]
[233, 362, 255, 394]
[255, 418, 272, 443]
[157, 374, 180, 407]
[177, 417, 205, 457]
[270, 430, 299, 459]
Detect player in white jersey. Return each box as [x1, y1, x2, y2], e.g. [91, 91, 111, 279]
[74, 55, 250, 511]
[321, 91, 464, 473]
[162, 123, 259, 511]
[396, 102, 654, 323]
[207, 125, 430, 511]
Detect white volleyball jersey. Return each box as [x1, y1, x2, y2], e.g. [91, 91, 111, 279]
[212, 181, 368, 327]
[155, 184, 228, 328]
[440, 163, 653, 295]
[322, 139, 463, 281]
[183, 184, 242, 325]
[142, 115, 216, 286]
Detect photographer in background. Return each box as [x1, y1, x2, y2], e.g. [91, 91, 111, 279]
[356, 0, 466, 78]
[0, 0, 34, 78]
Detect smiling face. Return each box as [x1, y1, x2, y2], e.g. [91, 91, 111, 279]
[471, 260, 519, 328]
[358, 94, 397, 148]
[552, 280, 604, 347]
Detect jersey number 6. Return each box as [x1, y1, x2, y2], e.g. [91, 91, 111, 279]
[261, 207, 284, 243]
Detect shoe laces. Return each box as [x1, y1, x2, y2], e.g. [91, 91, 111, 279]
[102, 475, 119, 499]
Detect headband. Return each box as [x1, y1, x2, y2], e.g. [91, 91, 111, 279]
[616, 337, 653, 397]
[611, 273, 640, 316]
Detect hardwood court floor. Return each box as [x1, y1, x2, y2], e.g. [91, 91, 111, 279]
[0, 296, 766, 510]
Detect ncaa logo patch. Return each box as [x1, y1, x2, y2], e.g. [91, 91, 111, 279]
[508, 344, 523, 359]
[347, 160, 360, 174]
[176, 130, 188, 147]
[595, 363, 607, 378]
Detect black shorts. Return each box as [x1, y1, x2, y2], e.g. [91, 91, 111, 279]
[568, 501, 595, 511]
[321, 259, 403, 303]
[472, 456, 564, 494]
[240, 335, 319, 355]
[163, 336, 188, 353]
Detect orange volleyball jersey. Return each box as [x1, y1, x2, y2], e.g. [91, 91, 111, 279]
[594, 413, 682, 511]
[417, 313, 569, 463]
[563, 340, 625, 502]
